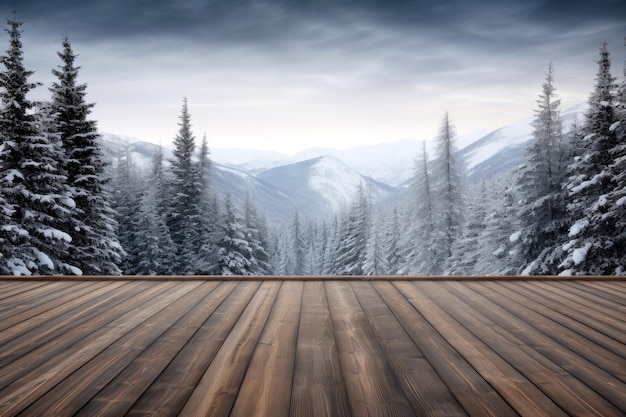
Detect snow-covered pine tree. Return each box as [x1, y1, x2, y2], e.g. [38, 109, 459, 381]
[384, 207, 403, 275]
[514, 62, 568, 274]
[599, 45, 626, 273]
[111, 143, 143, 274]
[405, 141, 437, 274]
[0, 18, 74, 274]
[330, 184, 370, 275]
[194, 134, 219, 274]
[560, 41, 621, 275]
[50, 36, 122, 274]
[432, 113, 464, 273]
[291, 211, 306, 275]
[166, 97, 202, 274]
[134, 146, 176, 275]
[446, 182, 487, 275]
[243, 191, 272, 275]
[362, 219, 389, 276]
[481, 178, 518, 275]
[214, 194, 254, 275]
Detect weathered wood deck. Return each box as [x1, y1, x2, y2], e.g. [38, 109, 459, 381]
[0, 278, 624, 416]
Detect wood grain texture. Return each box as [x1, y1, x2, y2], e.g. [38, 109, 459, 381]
[0, 279, 623, 417]
[290, 281, 351, 417]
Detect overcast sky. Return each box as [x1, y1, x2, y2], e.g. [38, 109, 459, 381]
[6, 0, 626, 153]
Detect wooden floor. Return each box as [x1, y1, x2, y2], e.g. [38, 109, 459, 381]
[0, 279, 624, 417]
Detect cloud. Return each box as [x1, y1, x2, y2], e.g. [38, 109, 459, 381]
[5, 0, 626, 152]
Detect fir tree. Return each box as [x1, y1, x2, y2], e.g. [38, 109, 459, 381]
[214, 194, 253, 275]
[243, 191, 272, 274]
[406, 141, 437, 274]
[560, 41, 621, 274]
[0, 18, 74, 274]
[50, 36, 122, 274]
[432, 114, 464, 273]
[291, 211, 306, 275]
[331, 184, 370, 275]
[514, 62, 568, 274]
[166, 97, 202, 274]
[134, 147, 175, 275]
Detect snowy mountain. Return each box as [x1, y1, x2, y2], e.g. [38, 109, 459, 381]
[256, 156, 399, 219]
[459, 103, 587, 182]
[100, 102, 587, 224]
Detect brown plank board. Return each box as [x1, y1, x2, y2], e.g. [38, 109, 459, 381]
[531, 281, 626, 322]
[0, 281, 193, 417]
[374, 281, 519, 417]
[435, 281, 624, 416]
[325, 281, 418, 416]
[18, 281, 220, 416]
[569, 281, 626, 306]
[516, 282, 626, 338]
[0, 281, 130, 367]
[229, 280, 303, 417]
[0, 281, 104, 326]
[0, 281, 153, 391]
[488, 283, 626, 356]
[398, 281, 569, 417]
[0, 280, 56, 303]
[0, 279, 623, 417]
[125, 280, 263, 417]
[73, 281, 239, 417]
[290, 281, 352, 417]
[178, 281, 281, 417]
[351, 281, 468, 417]
[475, 281, 626, 410]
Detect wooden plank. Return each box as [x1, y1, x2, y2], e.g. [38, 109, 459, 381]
[373, 281, 518, 417]
[352, 281, 468, 417]
[0, 281, 105, 328]
[125, 281, 263, 417]
[0, 281, 196, 417]
[0, 281, 151, 391]
[476, 281, 626, 411]
[73, 281, 239, 417]
[518, 282, 626, 338]
[178, 281, 281, 417]
[405, 281, 572, 417]
[434, 281, 624, 416]
[290, 281, 351, 417]
[325, 281, 417, 416]
[531, 281, 625, 322]
[18, 282, 221, 417]
[0, 281, 55, 303]
[0, 281, 129, 368]
[492, 282, 626, 362]
[569, 281, 626, 306]
[229, 280, 304, 417]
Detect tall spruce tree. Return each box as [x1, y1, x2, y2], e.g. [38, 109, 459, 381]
[0, 18, 74, 274]
[167, 97, 202, 273]
[560, 41, 621, 274]
[433, 112, 464, 272]
[514, 62, 568, 274]
[330, 184, 370, 275]
[50, 37, 122, 274]
[406, 141, 437, 274]
[214, 194, 254, 275]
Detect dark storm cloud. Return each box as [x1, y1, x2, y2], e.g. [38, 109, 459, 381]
[4, 0, 625, 151]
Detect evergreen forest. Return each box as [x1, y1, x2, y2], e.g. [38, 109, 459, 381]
[1, 17, 624, 276]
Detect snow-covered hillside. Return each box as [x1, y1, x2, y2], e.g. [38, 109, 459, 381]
[256, 155, 398, 217]
[459, 103, 586, 182]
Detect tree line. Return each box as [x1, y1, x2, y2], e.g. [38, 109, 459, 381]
[1, 15, 624, 276]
